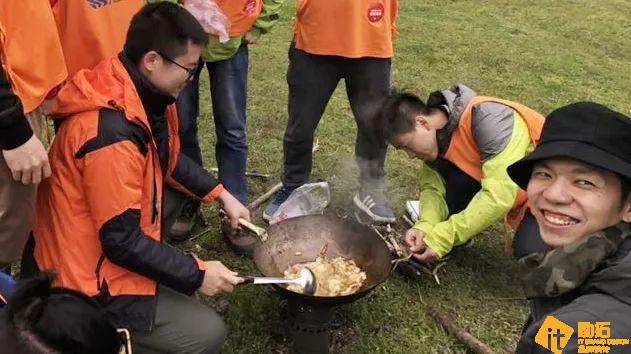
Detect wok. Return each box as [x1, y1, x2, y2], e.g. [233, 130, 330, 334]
[251, 215, 392, 306]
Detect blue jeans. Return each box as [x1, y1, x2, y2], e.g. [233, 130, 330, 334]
[174, 45, 249, 205]
[206, 45, 249, 203]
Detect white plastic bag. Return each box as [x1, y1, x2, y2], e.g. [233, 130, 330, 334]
[270, 182, 331, 225]
[183, 0, 230, 43]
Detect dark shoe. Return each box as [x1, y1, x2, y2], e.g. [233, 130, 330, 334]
[353, 188, 396, 223]
[221, 222, 256, 256]
[262, 185, 299, 222]
[167, 202, 201, 243]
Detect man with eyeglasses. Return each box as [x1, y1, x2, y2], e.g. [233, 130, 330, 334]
[23, 3, 249, 352]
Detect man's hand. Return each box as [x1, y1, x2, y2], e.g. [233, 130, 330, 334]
[244, 31, 259, 45]
[198, 261, 243, 296]
[218, 189, 250, 228]
[2, 135, 51, 184]
[404, 228, 439, 264]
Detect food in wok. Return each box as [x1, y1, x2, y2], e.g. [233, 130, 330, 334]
[283, 256, 366, 296]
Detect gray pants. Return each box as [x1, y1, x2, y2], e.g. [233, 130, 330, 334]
[132, 286, 226, 354]
[0, 114, 40, 265]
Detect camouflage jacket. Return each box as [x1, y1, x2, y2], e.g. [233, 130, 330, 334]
[515, 223, 631, 353]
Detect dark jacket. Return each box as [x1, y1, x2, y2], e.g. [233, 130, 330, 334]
[516, 238, 631, 353]
[0, 58, 32, 150]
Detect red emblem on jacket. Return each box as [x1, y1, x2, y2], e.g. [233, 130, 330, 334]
[244, 0, 257, 16]
[368, 3, 384, 22]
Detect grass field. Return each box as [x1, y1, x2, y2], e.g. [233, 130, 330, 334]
[184, 1, 631, 352]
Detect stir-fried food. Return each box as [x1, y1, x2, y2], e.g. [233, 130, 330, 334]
[284, 256, 366, 296]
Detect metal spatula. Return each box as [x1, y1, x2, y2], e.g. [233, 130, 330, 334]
[241, 267, 317, 296]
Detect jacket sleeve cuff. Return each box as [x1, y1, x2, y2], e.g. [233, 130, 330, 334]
[191, 256, 206, 291]
[412, 221, 434, 235]
[202, 184, 224, 203]
[422, 234, 451, 259]
[194, 256, 207, 271]
[0, 116, 33, 150]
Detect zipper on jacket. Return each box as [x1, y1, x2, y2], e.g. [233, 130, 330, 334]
[95, 253, 106, 291]
[152, 175, 158, 224]
[131, 117, 160, 226]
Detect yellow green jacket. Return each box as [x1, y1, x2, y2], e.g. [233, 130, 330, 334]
[413, 85, 535, 258]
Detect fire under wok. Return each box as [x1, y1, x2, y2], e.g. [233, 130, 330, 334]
[251, 215, 392, 306]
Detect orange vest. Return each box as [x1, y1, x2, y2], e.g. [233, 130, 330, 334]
[52, 0, 143, 78]
[443, 96, 545, 228]
[0, 0, 67, 113]
[216, 0, 263, 38]
[294, 0, 398, 58]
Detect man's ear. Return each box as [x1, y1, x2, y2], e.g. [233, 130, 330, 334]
[414, 115, 430, 130]
[621, 195, 631, 223]
[141, 51, 161, 73]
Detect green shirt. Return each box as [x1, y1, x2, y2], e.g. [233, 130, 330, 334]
[148, 0, 285, 62]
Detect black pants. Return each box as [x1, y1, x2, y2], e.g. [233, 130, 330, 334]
[282, 44, 391, 190]
[431, 159, 549, 257]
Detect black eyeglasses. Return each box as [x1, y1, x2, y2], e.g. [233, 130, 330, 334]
[156, 52, 198, 80]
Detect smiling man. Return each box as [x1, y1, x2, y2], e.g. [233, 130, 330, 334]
[24, 3, 249, 353]
[379, 85, 545, 263]
[507, 102, 631, 353]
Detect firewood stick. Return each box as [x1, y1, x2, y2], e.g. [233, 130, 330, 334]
[402, 214, 415, 227]
[248, 182, 283, 210]
[426, 308, 496, 354]
[209, 167, 270, 179]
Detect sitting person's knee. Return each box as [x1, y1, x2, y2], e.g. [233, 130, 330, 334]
[193, 310, 226, 353]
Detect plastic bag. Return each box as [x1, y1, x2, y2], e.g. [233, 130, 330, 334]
[184, 0, 230, 43]
[270, 182, 331, 225]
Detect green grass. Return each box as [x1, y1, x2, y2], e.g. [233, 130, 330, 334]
[183, 1, 631, 352]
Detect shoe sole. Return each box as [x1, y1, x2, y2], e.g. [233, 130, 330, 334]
[353, 195, 396, 224]
[262, 211, 272, 222]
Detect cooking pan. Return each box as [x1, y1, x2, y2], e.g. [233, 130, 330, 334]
[251, 215, 392, 306]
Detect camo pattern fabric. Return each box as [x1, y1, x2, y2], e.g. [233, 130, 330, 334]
[518, 223, 631, 298]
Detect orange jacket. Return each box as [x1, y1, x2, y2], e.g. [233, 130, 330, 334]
[294, 0, 398, 58]
[0, 0, 67, 113]
[216, 0, 264, 38]
[51, 0, 143, 78]
[443, 96, 545, 227]
[33, 54, 222, 330]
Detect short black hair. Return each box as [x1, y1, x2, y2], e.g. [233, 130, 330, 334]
[379, 89, 439, 141]
[124, 2, 208, 65]
[2, 272, 122, 354]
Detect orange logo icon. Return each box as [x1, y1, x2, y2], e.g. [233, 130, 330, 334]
[535, 316, 574, 354]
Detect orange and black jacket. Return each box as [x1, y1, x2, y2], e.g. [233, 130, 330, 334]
[31, 53, 223, 331]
